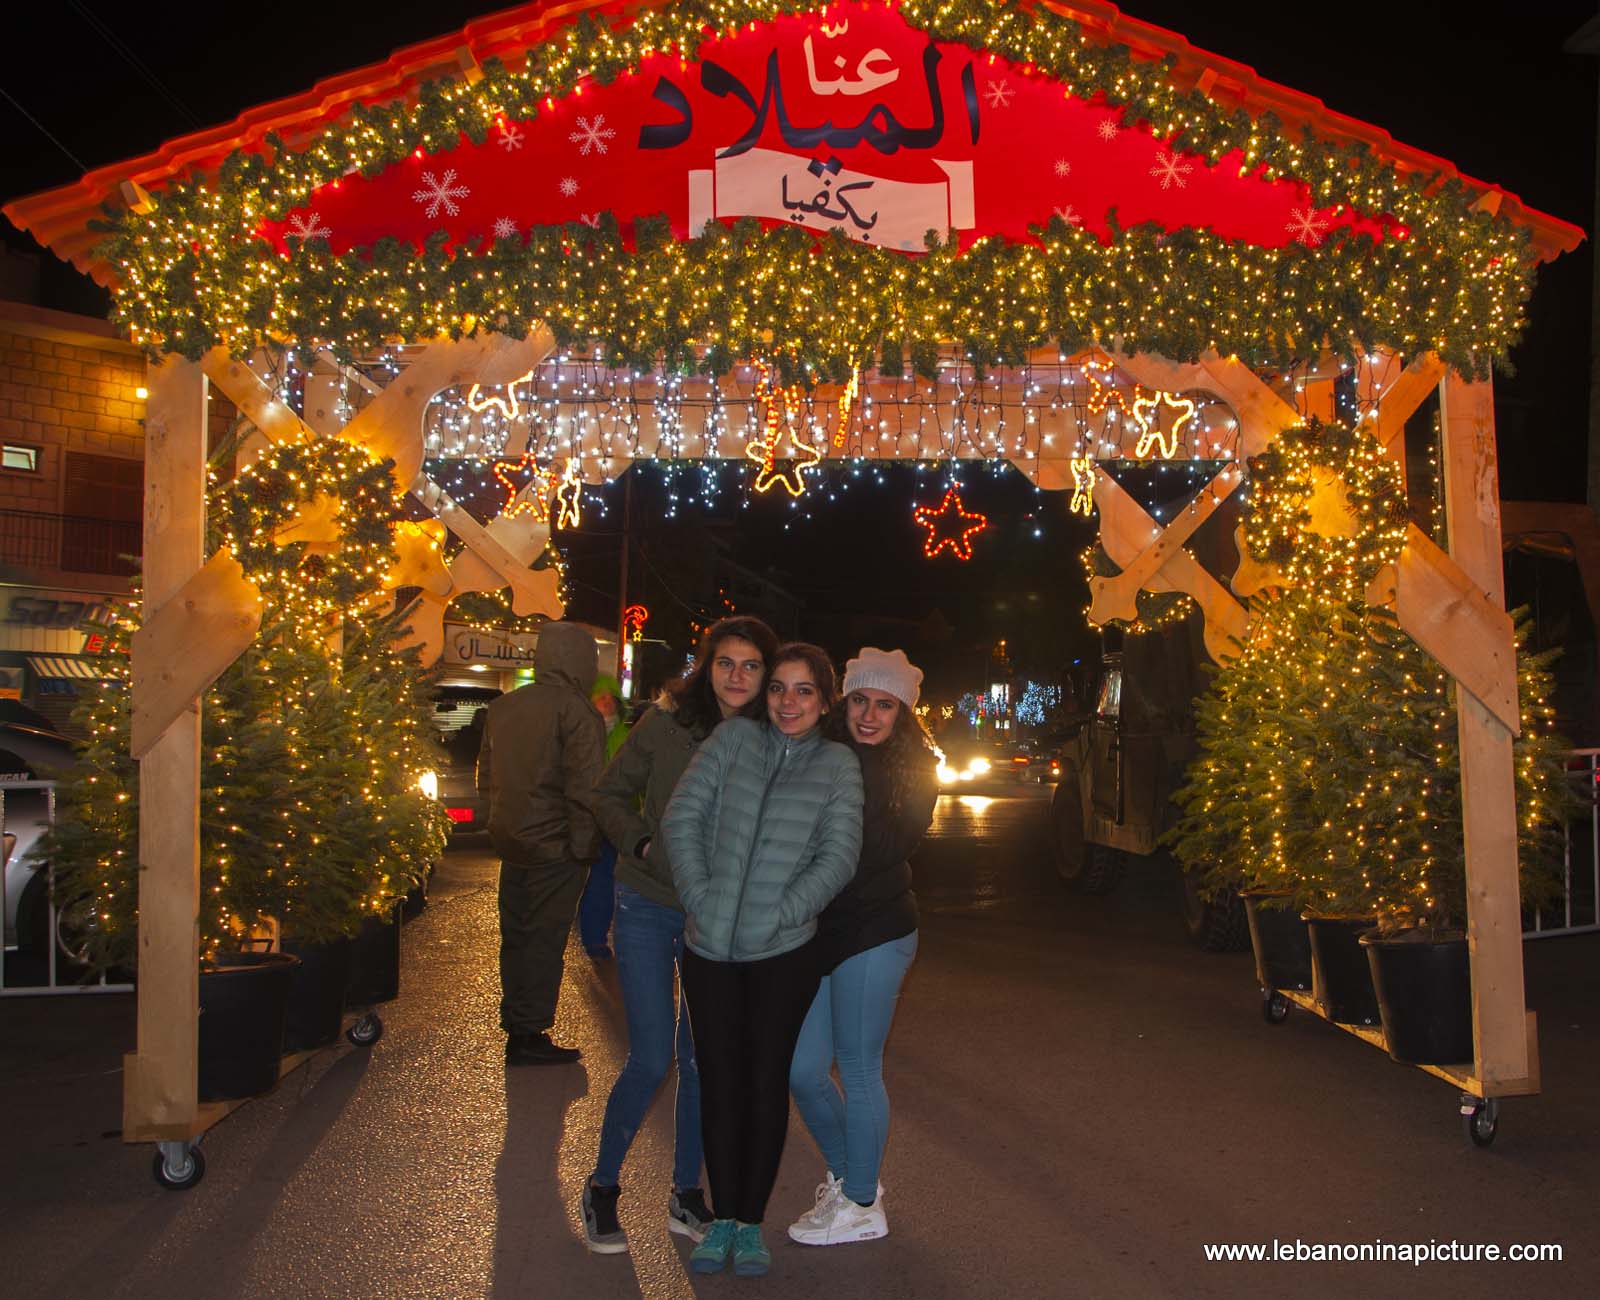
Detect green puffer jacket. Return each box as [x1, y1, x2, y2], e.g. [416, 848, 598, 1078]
[583, 703, 707, 910]
[662, 718, 863, 962]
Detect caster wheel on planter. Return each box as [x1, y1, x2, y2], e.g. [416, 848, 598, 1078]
[347, 1011, 384, 1047]
[152, 1142, 205, 1191]
[1461, 1095, 1499, 1148]
[1262, 990, 1290, 1024]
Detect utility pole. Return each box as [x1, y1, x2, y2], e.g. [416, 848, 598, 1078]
[615, 468, 632, 682]
[1563, 10, 1600, 521]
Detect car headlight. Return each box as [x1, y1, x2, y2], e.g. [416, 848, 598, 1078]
[936, 762, 958, 786]
[969, 757, 991, 774]
[416, 770, 440, 801]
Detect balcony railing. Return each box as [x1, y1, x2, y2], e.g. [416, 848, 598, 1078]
[0, 509, 140, 577]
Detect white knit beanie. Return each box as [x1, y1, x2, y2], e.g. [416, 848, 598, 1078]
[842, 647, 923, 708]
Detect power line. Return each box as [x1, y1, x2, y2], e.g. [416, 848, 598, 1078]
[69, 1, 203, 130]
[0, 84, 88, 173]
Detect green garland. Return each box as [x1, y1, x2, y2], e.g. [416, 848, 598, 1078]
[100, 0, 1535, 376]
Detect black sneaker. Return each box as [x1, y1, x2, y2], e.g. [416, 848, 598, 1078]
[582, 1179, 628, 1254]
[506, 1032, 581, 1066]
[667, 1186, 714, 1243]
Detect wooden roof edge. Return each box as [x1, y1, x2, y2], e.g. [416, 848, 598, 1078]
[2, 0, 1584, 286]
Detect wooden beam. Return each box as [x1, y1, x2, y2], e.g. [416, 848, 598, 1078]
[130, 549, 263, 759]
[1392, 527, 1519, 734]
[340, 331, 554, 490]
[1371, 352, 1447, 464]
[1438, 369, 1530, 1089]
[1091, 463, 1243, 622]
[200, 348, 316, 448]
[124, 355, 207, 1140]
[1198, 352, 1302, 459]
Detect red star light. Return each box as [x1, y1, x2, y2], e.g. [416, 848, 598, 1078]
[913, 487, 988, 561]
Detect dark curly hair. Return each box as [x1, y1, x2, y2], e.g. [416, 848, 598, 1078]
[663, 616, 780, 737]
[827, 686, 939, 812]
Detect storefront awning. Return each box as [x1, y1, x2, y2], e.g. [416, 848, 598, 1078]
[26, 655, 98, 681]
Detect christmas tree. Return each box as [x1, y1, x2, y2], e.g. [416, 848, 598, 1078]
[50, 435, 450, 972]
[1167, 419, 1566, 933]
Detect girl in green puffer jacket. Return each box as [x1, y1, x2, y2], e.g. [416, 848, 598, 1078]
[663, 642, 863, 1277]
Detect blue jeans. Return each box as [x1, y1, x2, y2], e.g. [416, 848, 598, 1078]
[788, 931, 918, 1204]
[578, 842, 618, 952]
[593, 883, 703, 1191]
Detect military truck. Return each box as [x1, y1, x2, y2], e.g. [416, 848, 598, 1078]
[1049, 616, 1249, 951]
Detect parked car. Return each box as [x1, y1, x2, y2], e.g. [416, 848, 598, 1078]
[0, 703, 76, 963]
[431, 685, 500, 833]
[935, 738, 1031, 791]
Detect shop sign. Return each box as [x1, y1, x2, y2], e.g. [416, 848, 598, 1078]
[0, 591, 121, 654]
[442, 624, 541, 669]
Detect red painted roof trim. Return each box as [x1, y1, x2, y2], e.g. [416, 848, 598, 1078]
[3, 0, 1582, 286]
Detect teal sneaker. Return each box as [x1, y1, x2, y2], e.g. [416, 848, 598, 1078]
[732, 1222, 772, 1277]
[689, 1218, 737, 1274]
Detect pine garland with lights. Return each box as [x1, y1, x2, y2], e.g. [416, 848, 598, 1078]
[99, 0, 1533, 376]
[48, 437, 450, 972]
[1167, 420, 1566, 933]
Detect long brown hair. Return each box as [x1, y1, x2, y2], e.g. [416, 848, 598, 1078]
[827, 686, 938, 811]
[663, 616, 780, 736]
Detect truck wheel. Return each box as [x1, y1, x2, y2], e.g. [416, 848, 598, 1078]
[1181, 872, 1251, 952]
[1050, 774, 1087, 888]
[1077, 842, 1126, 895]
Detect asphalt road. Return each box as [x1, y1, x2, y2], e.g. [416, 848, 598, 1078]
[2, 784, 1596, 1299]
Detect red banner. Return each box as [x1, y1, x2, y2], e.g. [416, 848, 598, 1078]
[264, 2, 1389, 258]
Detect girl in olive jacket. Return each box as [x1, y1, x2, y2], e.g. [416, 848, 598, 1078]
[661, 643, 863, 1278]
[576, 616, 779, 1258]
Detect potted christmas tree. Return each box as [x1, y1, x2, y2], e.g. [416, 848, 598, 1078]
[1169, 420, 1567, 1046]
[50, 434, 448, 1093]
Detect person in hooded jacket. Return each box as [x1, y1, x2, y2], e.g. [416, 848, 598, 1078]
[786, 648, 939, 1247]
[576, 616, 779, 1257]
[662, 642, 864, 1278]
[478, 621, 606, 1066]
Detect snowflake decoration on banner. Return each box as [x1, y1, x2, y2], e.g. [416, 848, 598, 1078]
[913, 487, 989, 561]
[559, 177, 580, 198]
[1053, 205, 1083, 226]
[498, 122, 525, 151]
[1054, 159, 1072, 178]
[413, 169, 469, 220]
[492, 217, 519, 240]
[1286, 207, 1332, 247]
[983, 80, 1014, 109]
[1149, 151, 1193, 190]
[569, 115, 616, 156]
[286, 211, 332, 242]
[1097, 118, 1120, 142]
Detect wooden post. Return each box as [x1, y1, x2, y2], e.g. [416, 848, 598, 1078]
[1438, 369, 1531, 1088]
[123, 355, 207, 1139]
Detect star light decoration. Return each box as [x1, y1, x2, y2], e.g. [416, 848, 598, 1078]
[1131, 390, 1197, 459]
[492, 451, 551, 519]
[914, 487, 989, 561]
[553, 458, 585, 528]
[745, 365, 822, 497]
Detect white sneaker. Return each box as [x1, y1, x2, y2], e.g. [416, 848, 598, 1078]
[788, 1188, 889, 1246]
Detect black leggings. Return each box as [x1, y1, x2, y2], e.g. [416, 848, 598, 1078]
[681, 943, 821, 1224]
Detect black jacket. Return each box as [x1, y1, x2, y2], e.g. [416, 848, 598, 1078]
[813, 740, 938, 973]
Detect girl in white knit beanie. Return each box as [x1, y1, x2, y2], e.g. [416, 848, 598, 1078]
[787, 647, 939, 1246]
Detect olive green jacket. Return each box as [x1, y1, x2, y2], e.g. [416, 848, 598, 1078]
[584, 704, 706, 910]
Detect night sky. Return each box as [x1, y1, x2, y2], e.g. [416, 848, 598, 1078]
[3, 2, 1595, 677]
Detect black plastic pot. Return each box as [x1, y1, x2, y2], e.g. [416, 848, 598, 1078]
[346, 905, 402, 1007]
[280, 937, 353, 1053]
[198, 951, 299, 1102]
[1304, 914, 1381, 1026]
[1362, 929, 1474, 1065]
[1241, 890, 1313, 991]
